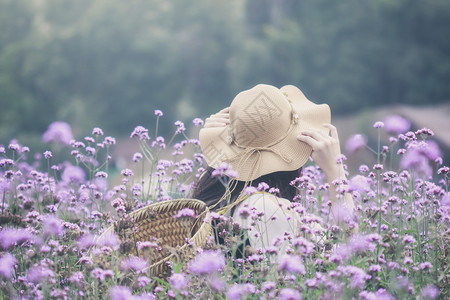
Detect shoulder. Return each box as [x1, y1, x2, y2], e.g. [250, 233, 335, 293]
[244, 193, 291, 210]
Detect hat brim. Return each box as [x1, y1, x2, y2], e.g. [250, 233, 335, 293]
[199, 85, 331, 181]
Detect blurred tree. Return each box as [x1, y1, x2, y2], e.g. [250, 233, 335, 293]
[0, 0, 449, 148]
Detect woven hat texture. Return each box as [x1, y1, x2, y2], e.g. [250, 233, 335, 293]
[199, 84, 331, 181]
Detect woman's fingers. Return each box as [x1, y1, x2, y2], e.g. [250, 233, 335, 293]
[297, 133, 321, 149]
[219, 107, 230, 114]
[323, 123, 339, 140]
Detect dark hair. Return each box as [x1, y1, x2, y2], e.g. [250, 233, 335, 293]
[190, 167, 301, 212]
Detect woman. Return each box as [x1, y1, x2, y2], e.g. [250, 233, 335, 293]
[191, 84, 356, 253]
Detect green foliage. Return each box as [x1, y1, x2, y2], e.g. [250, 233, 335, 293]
[0, 0, 449, 144]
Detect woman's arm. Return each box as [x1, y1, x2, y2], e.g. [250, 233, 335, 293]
[296, 124, 356, 221]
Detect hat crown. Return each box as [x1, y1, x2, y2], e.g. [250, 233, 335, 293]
[229, 84, 292, 148]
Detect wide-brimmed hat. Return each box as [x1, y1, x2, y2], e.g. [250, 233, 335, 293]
[199, 84, 331, 181]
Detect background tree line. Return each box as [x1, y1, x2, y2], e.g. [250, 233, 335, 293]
[1, 0, 449, 146]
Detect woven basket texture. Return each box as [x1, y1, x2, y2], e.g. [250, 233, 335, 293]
[99, 198, 213, 278]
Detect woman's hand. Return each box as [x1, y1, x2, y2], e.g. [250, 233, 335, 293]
[297, 123, 356, 221]
[296, 123, 343, 180]
[203, 107, 230, 128]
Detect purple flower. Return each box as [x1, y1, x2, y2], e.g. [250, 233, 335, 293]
[85, 146, 96, 155]
[292, 237, 315, 256]
[279, 288, 302, 300]
[188, 250, 225, 275]
[400, 147, 432, 178]
[227, 284, 246, 300]
[244, 186, 258, 196]
[90, 267, 106, 281]
[174, 120, 186, 134]
[62, 165, 85, 183]
[121, 168, 134, 177]
[345, 134, 367, 154]
[92, 127, 104, 135]
[130, 126, 150, 140]
[0, 228, 36, 249]
[277, 255, 306, 274]
[137, 276, 151, 288]
[384, 115, 410, 134]
[169, 273, 187, 290]
[27, 265, 55, 284]
[96, 232, 121, 250]
[262, 281, 276, 292]
[154, 109, 163, 117]
[349, 175, 372, 193]
[43, 215, 64, 237]
[419, 262, 433, 271]
[373, 121, 384, 128]
[420, 284, 439, 299]
[43, 121, 73, 145]
[402, 234, 416, 244]
[193, 118, 204, 126]
[174, 208, 196, 219]
[0, 253, 17, 279]
[120, 257, 148, 273]
[133, 152, 143, 163]
[338, 265, 370, 289]
[43, 150, 53, 159]
[109, 286, 134, 300]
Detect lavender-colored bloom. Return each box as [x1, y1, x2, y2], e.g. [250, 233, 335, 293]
[43, 215, 64, 237]
[349, 175, 372, 193]
[338, 265, 369, 289]
[43, 121, 73, 145]
[85, 146, 96, 155]
[192, 118, 204, 126]
[169, 273, 187, 290]
[188, 250, 225, 274]
[27, 265, 55, 283]
[174, 208, 196, 219]
[227, 284, 246, 300]
[419, 262, 433, 271]
[174, 120, 186, 133]
[137, 276, 151, 288]
[384, 115, 410, 134]
[208, 275, 226, 291]
[154, 109, 163, 116]
[402, 234, 416, 244]
[0, 228, 36, 249]
[279, 288, 302, 300]
[90, 267, 106, 281]
[121, 168, 134, 177]
[244, 186, 257, 196]
[345, 134, 367, 154]
[120, 257, 148, 273]
[292, 237, 315, 256]
[373, 121, 384, 128]
[277, 255, 306, 274]
[420, 284, 439, 299]
[261, 281, 276, 292]
[43, 151, 53, 159]
[133, 152, 143, 163]
[96, 232, 121, 250]
[400, 148, 432, 178]
[109, 286, 134, 300]
[92, 127, 104, 135]
[0, 253, 17, 279]
[62, 165, 85, 183]
[130, 126, 150, 140]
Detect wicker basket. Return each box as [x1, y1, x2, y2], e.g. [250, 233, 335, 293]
[98, 198, 213, 278]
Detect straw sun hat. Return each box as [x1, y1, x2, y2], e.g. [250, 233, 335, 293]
[199, 84, 331, 181]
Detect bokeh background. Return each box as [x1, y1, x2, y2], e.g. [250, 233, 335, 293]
[1, 0, 449, 166]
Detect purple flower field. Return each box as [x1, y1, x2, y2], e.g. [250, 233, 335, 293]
[0, 111, 448, 299]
